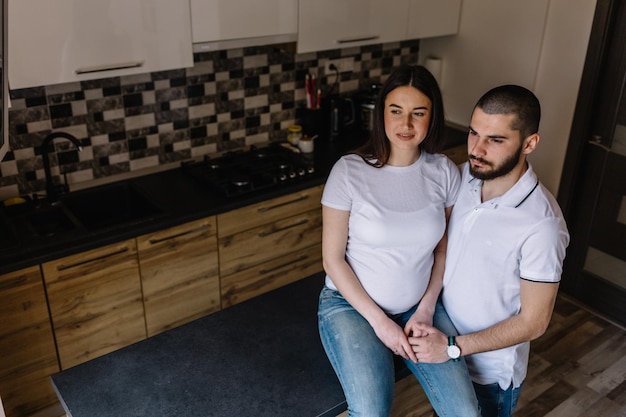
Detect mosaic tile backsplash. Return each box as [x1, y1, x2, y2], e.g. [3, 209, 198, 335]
[0, 40, 420, 200]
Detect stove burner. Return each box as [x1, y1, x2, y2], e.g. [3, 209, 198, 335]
[231, 176, 250, 187]
[181, 143, 317, 198]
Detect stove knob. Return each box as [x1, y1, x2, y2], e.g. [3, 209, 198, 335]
[279, 172, 288, 182]
[307, 166, 315, 174]
[297, 167, 306, 177]
[288, 170, 297, 179]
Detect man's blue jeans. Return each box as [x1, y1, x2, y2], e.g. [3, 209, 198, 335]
[473, 381, 523, 417]
[318, 286, 480, 417]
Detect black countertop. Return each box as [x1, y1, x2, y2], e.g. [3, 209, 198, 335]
[0, 147, 332, 275]
[51, 273, 348, 417]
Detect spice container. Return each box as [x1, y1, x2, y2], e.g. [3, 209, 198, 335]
[287, 125, 302, 145]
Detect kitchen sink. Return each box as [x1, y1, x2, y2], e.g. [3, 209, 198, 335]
[60, 181, 163, 230]
[24, 205, 79, 237]
[0, 201, 80, 241]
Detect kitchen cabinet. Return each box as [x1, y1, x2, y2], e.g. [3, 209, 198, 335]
[218, 185, 324, 307]
[190, 0, 297, 52]
[297, 0, 409, 54]
[0, 266, 59, 417]
[42, 239, 146, 370]
[406, 0, 461, 40]
[8, 0, 193, 89]
[297, 0, 462, 54]
[137, 217, 220, 337]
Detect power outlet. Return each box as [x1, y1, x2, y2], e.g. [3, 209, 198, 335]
[325, 58, 355, 73]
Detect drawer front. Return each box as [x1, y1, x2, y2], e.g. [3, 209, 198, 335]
[219, 208, 322, 276]
[137, 217, 221, 337]
[221, 243, 322, 307]
[42, 239, 146, 369]
[217, 185, 323, 237]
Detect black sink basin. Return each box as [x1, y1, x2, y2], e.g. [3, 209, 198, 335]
[25, 205, 79, 237]
[61, 182, 162, 230]
[0, 200, 80, 242]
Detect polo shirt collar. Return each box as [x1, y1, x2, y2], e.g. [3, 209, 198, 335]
[467, 163, 540, 208]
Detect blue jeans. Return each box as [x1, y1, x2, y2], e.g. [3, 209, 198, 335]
[473, 382, 523, 417]
[318, 286, 480, 417]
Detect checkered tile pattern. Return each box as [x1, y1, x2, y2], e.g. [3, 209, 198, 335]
[0, 40, 419, 198]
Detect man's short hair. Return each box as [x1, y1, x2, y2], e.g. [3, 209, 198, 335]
[475, 85, 541, 139]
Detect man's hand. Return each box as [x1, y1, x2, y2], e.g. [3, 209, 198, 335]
[404, 308, 433, 339]
[408, 323, 451, 363]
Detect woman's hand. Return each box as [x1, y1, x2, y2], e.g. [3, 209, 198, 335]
[372, 316, 418, 362]
[404, 307, 434, 339]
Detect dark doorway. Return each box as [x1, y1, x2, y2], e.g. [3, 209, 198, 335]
[558, 0, 626, 327]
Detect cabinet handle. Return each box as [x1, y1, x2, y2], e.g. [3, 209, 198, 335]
[258, 219, 309, 237]
[259, 255, 308, 274]
[336, 35, 380, 44]
[56, 247, 129, 271]
[148, 224, 210, 245]
[257, 195, 309, 213]
[75, 60, 144, 75]
[0, 276, 28, 290]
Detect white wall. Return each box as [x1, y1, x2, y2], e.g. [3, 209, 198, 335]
[419, 0, 597, 194]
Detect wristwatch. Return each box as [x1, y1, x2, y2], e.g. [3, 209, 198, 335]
[447, 336, 461, 362]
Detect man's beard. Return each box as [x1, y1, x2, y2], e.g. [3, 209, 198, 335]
[469, 144, 523, 181]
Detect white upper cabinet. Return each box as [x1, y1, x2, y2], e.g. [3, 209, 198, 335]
[297, 0, 410, 54]
[8, 0, 194, 89]
[190, 0, 297, 52]
[406, 0, 461, 39]
[297, 0, 462, 54]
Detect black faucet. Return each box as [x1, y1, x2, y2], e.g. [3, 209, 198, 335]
[41, 131, 83, 203]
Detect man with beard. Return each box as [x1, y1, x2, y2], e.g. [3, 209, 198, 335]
[408, 85, 570, 417]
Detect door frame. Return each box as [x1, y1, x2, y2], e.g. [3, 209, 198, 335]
[558, 0, 626, 326]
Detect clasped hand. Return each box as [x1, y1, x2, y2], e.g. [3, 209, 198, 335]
[407, 323, 450, 363]
[375, 314, 449, 363]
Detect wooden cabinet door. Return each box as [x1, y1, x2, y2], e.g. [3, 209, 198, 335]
[218, 186, 324, 304]
[137, 217, 220, 337]
[42, 239, 145, 369]
[221, 242, 322, 307]
[0, 266, 59, 417]
[219, 208, 322, 277]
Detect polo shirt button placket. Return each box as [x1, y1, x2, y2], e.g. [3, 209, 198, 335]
[463, 206, 482, 233]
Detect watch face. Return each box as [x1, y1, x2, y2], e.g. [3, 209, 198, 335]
[447, 345, 461, 359]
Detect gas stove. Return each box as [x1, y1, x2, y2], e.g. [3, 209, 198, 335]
[180, 143, 317, 198]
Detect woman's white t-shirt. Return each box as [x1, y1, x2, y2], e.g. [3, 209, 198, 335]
[321, 152, 460, 314]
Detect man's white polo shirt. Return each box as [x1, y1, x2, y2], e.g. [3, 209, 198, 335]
[442, 162, 569, 390]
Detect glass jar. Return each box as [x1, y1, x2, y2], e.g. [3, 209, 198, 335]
[287, 125, 302, 145]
